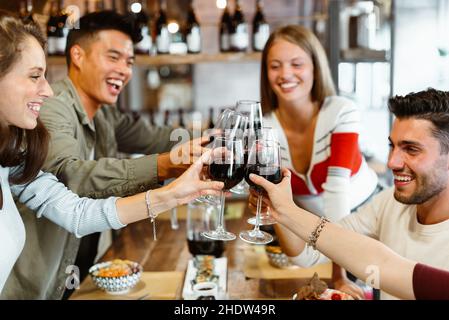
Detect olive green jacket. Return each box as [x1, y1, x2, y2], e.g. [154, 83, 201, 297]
[1, 78, 175, 299]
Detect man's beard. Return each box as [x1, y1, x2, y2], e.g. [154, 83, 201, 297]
[394, 162, 447, 205]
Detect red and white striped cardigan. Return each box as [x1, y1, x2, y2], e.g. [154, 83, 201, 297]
[264, 96, 378, 221]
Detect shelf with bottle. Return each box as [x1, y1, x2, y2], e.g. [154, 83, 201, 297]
[47, 51, 262, 67]
[340, 48, 389, 63]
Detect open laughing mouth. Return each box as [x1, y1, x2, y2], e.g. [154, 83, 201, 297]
[27, 102, 42, 117]
[393, 174, 414, 186]
[278, 81, 299, 92]
[106, 78, 124, 95]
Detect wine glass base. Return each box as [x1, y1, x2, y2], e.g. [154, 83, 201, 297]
[239, 230, 273, 245]
[247, 216, 277, 226]
[195, 195, 220, 206]
[230, 180, 249, 195]
[202, 230, 236, 241]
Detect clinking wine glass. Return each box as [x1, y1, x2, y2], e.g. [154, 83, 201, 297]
[196, 110, 247, 206]
[239, 140, 282, 245]
[202, 136, 245, 241]
[247, 127, 279, 226]
[231, 100, 264, 195]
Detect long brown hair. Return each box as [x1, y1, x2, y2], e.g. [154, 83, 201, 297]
[260, 25, 336, 114]
[0, 10, 49, 184]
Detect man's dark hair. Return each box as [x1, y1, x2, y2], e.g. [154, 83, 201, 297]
[388, 88, 449, 154]
[65, 10, 142, 66]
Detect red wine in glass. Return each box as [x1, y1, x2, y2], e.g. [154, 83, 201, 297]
[245, 165, 282, 193]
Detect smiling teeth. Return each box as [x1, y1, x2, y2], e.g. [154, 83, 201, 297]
[27, 103, 41, 112]
[107, 79, 123, 89]
[394, 175, 412, 182]
[280, 82, 297, 89]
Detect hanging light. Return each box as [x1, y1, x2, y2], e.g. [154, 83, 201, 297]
[168, 21, 179, 34]
[130, 2, 142, 13]
[216, 0, 227, 9]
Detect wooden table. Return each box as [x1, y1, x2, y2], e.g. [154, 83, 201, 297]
[76, 200, 331, 300]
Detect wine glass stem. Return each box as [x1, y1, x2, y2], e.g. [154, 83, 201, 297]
[253, 192, 263, 232]
[217, 190, 226, 232]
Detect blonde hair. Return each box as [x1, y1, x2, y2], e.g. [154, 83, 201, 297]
[260, 25, 336, 114]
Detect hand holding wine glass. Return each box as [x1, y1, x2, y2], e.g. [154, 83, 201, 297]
[246, 168, 297, 225]
[202, 136, 245, 241]
[239, 139, 282, 245]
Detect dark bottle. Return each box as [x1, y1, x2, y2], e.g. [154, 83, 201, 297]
[84, 0, 90, 15]
[219, 3, 232, 52]
[47, 1, 59, 56]
[131, 0, 152, 54]
[252, 0, 270, 52]
[156, 0, 170, 54]
[148, 109, 156, 126]
[187, 232, 225, 258]
[185, 0, 201, 54]
[207, 108, 215, 129]
[163, 110, 171, 126]
[55, 0, 69, 56]
[94, 0, 105, 12]
[178, 109, 185, 128]
[230, 0, 249, 52]
[19, 0, 34, 24]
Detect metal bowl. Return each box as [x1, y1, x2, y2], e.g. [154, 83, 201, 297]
[89, 260, 142, 294]
[265, 246, 294, 269]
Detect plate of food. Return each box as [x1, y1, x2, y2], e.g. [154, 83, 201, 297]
[292, 272, 354, 300]
[182, 255, 227, 300]
[89, 259, 142, 295]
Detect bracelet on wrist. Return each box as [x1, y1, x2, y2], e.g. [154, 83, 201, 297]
[307, 216, 330, 250]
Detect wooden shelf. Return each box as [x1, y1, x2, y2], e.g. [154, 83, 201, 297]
[47, 52, 262, 67]
[340, 49, 390, 63]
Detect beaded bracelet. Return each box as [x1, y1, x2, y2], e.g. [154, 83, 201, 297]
[307, 217, 330, 250]
[145, 190, 157, 241]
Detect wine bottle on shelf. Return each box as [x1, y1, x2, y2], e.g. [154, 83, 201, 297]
[219, 3, 232, 52]
[149, 109, 156, 126]
[131, 0, 152, 55]
[84, 0, 90, 15]
[230, 0, 249, 52]
[156, 0, 170, 54]
[47, 1, 58, 56]
[178, 109, 185, 128]
[94, 0, 105, 12]
[163, 110, 171, 126]
[19, 0, 34, 24]
[252, 0, 270, 52]
[186, 0, 201, 54]
[55, 0, 69, 56]
[207, 108, 215, 129]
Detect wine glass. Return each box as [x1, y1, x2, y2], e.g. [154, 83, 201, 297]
[196, 109, 247, 205]
[202, 136, 245, 241]
[230, 100, 264, 195]
[247, 127, 279, 225]
[239, 140, 282, 245]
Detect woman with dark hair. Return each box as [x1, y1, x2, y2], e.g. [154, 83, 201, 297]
[249, 169, 449, 300]
[253, 25, 379, 298]
[0, 11, 223, 293]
